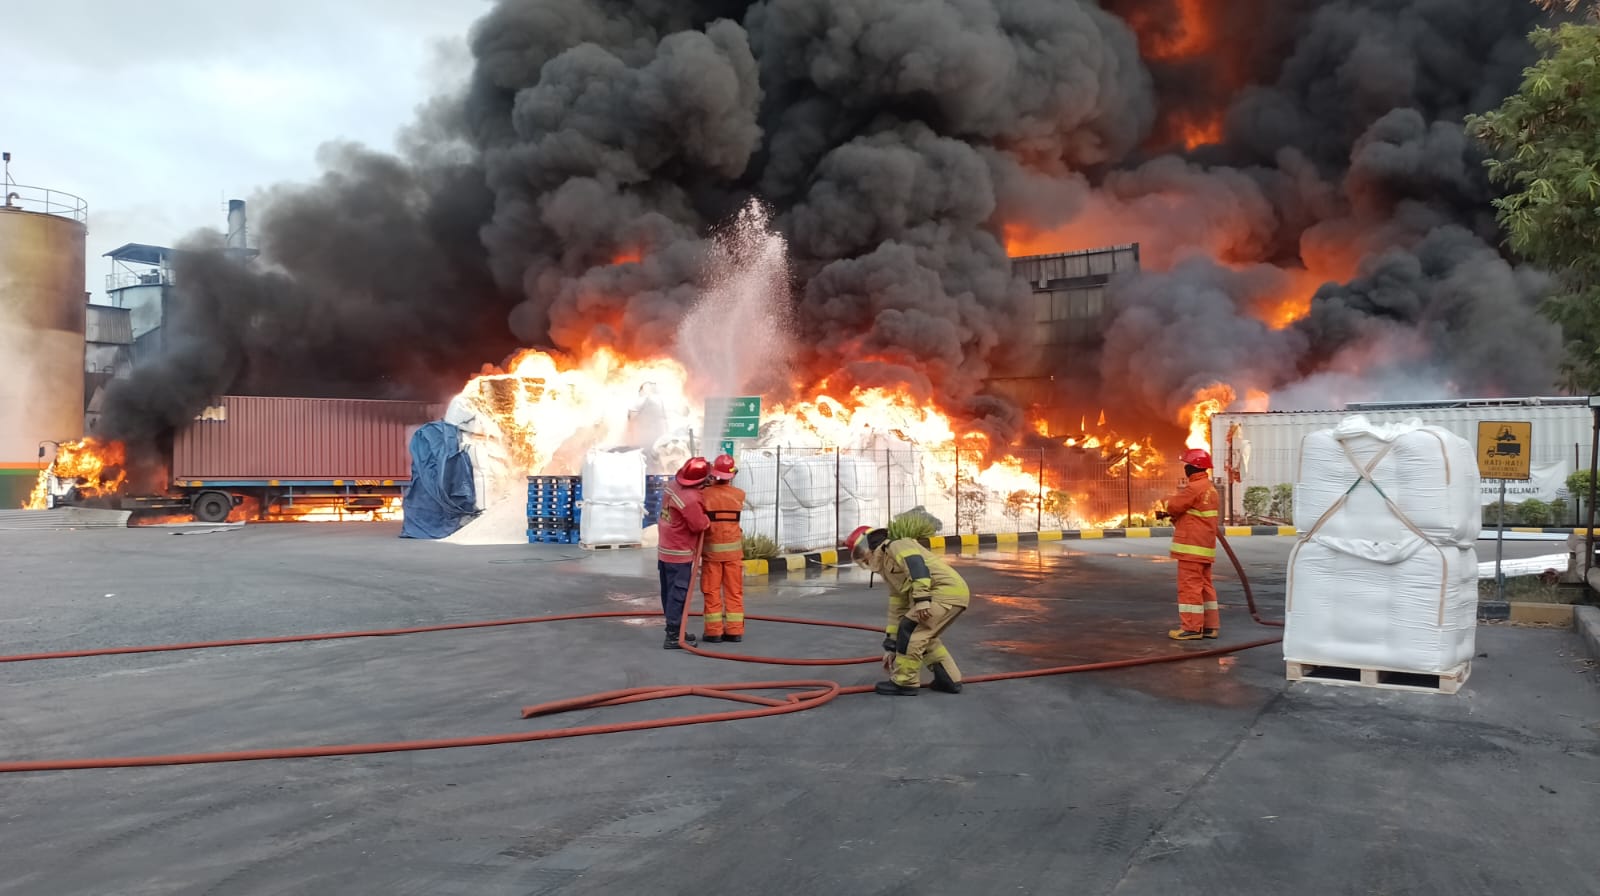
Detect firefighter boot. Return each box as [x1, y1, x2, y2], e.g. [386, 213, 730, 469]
[701, 634, 723, 643]
[1167, 629, 1205, 641]
[1203, 629, 1220, 639]
[723, 634, 742, 643]
[929, 662, 963, 694]
[874, 681, 919, 696]
[663, 631, 698, 650]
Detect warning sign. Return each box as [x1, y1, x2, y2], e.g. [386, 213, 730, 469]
[1477, 421, 1532, 481]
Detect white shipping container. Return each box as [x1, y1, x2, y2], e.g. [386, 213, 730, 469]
[1212, 399, 1593, 517]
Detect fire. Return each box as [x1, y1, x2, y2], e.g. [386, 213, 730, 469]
[24, 438, 127, 509]
[451, 340, 1182, 531]
[1242, 389, 1270, 412]
[1183, 384, 1234, 450]
[1177, 113, 1224, 151]
[270, 496, 404, 523]
[1136, 0, 1219, 61]
[610, 248, 643, 266]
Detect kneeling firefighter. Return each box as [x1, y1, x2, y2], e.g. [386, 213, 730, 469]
[844, 526, 969, 696]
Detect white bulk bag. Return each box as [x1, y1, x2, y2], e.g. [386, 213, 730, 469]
[579, 501, 644, 547]
[1283, 535, 1478, 674]
[581, 448, 646, 505]
[1294, 416, 1480, 545]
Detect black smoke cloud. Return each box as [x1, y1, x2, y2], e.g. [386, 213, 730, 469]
[98, 0, 1562, 454]
[1076, 0, 1564, 425]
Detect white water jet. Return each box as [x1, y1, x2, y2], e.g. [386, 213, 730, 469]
[675, 200, 795, 455]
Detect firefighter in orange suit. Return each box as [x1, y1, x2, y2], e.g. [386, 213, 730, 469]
[699, 454, 747, 643]
[1155, 448, 1221, 641]
[844, 525, 968, 696]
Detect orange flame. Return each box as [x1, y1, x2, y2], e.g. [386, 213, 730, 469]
[1183, 384, 1235, 451]
[25, 438, 127, 509]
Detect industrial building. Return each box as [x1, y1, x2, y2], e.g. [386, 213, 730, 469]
[84, 200, 257, 429]
[991, 244, 1141, 429]
[0, 162, 88, 509]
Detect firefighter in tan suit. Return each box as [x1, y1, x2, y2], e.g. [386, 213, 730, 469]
[845, 526, 969, 696]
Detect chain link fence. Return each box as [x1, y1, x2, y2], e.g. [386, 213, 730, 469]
[736, 445, 1186, 553]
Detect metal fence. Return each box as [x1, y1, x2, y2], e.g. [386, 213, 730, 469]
[2, 183, 88, 223]
[738, 445, 1185, 552]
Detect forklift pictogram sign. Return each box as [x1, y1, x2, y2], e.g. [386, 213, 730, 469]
[1477, 421, 1532, 481]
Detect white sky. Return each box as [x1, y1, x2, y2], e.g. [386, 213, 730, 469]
[4, 0, 489, 296]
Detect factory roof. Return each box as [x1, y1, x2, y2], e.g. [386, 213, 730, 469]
[103, 243, 172, 265]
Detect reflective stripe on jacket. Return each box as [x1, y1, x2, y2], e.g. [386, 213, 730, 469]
[873, 538, 972, 641]
[657, 481, 709, 563]
[1165, 470, 1219, 564]
[701, 483, 746, 562]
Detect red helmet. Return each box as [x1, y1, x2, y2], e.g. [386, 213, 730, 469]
[1180, 448, 1213, 470]
[843, 525, 872, 552]
[676, 456, 712, 487]
[710, 453, 737, 482]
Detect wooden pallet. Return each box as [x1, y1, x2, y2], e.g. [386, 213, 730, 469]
[1285, 659, 1470, 695]
[582, 543, 642, 551]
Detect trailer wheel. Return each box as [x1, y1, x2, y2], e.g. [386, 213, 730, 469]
[193, 491, 233, 523]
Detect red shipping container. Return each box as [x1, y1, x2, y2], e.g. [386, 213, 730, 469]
[172, 396, 444, 482]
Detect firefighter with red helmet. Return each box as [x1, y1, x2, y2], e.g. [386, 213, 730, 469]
[1155, 448, 1221, 640]
[699, 454, 747, 643]
[657, 457, 711, 649]
[844, 525, 968, 696]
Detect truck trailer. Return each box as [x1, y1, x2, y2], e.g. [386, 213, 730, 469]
[46, 396, 443, 522]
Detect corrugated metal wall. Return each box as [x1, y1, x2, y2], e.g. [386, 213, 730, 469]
[1211, 404, 1595, 492]
[172, 396, 442, 481]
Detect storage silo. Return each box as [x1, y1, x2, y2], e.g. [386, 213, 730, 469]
[0, 183, 88, 508]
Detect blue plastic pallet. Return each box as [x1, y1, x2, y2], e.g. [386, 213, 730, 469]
[527, 530, 581, 545]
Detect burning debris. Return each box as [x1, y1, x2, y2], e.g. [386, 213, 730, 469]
[73, 0, 1566, 525]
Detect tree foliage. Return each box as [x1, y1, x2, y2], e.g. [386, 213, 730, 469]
[1535, 0, 1600, 19]
[1467, 22, 1600, 390]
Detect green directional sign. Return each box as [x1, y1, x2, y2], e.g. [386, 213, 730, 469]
[707, 396, 762, 440]
[707, 396, 761, 418]
[719, 439, 736, 457]
[721, 418, 759, 438]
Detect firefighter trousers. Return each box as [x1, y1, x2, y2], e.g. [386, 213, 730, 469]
[657, 560, 695, 634]
[1177, 560, 1219, 632]
[892, 603, 964, 687]
[700, 559, 745, 637]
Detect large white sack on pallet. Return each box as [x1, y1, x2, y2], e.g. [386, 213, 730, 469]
[581, 448, 646, 505]
[580, 501, 644, 546]
[782, 455, 839, 508]
[838, 496, 884, 534]
[1293, 416, 1480, 544]
[837, 456, 880, 500]
[733, 453, 778, 507]
[779, 503, 839, 553]
[1283, 536, 1477, 674]
[743, 505, 778, 545]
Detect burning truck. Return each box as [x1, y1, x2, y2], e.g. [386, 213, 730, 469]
[33, 396, 440, 523]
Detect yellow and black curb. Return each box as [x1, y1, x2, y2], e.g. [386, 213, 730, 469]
[742, 525, 1300, 579]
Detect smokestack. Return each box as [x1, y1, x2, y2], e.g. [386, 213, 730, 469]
[225, 200, 247, 250]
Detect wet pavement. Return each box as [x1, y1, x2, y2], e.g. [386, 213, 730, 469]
[0, 525, 1595, 895]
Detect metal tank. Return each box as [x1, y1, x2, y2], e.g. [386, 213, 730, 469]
[0, 183, 88, 508]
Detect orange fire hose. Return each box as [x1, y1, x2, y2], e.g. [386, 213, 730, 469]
[0, 533, 1281, 774]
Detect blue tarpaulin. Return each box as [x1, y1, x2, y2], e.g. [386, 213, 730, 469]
[401, 422, 477, 539]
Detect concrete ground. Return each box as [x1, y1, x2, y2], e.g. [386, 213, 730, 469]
[0, 525, 1595, 896]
